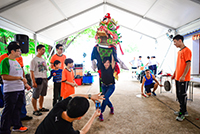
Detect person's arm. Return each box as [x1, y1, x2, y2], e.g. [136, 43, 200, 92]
[47, 70, 53, 80]
[63, 80, 76, 87]
[141, 77, 146, 95]
[50, 63, 54, 69]
[80, 109, 101, 134]
[111, 54, 115, 69]
[1, 74, 27, 84]
[30, 70, 37, 88]
[70, 93, 104, 102]
[152, 75, 162, 86]
[179, 62, 191, 82]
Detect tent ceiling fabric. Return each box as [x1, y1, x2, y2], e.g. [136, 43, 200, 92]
[0, 0, 200, 44]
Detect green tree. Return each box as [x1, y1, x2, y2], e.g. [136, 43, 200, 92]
[0, 28, 15, 54]
[124, 43, 139, 53]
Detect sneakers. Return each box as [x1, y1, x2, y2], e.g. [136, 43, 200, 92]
[33, 110, 42, 116]
[142, 94, 149, 98]
[110, 107, 114, 114]
[21, 115, 33, 121]
[152, 92, 156, 96]
[174, 111, 188, 116]
[12, 126, 28, 132]
[176, 113, 185, 121]
[39, 107, 49, 112]
[99, 113, 104, 121]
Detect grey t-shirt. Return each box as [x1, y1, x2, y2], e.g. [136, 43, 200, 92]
[30, 56, 47, 78]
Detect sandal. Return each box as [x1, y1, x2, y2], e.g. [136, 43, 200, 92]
[33, 110, 42, 116]
[39, 107, 49, 112]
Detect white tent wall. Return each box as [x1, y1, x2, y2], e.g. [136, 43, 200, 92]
[184, 33, 200, 75]
[156, 35, 175, 74]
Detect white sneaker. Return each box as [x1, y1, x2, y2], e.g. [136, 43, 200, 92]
[174, 111, 188, 116]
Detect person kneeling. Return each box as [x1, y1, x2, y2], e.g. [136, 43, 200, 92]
[35, 93, 104, 134]
[141, 69, 162, 97]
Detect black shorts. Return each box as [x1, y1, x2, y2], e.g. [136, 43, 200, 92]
[131, 67, 137, 69]
[145, 83, 155, 93]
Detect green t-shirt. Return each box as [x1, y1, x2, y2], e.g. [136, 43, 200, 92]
[0, 58, 24, 93]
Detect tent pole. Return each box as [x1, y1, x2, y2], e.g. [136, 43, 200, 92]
[34, 34, 37, 55]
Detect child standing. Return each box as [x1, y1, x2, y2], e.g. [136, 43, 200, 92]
[61, 58, 78, 99]
[48, 60, 62, 106]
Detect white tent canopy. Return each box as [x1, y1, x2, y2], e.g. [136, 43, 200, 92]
[0, 0, 200, 45]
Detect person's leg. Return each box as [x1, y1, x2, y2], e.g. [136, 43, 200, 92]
[32, 98, 38, 111]
[32, 86, 40, 112]
[0, 92, 16, 134]
[154, 65, 157, 77]
[179, 81, 189, 114]
[175, 81, 181, 108]
[39, 96, 44, 109]
[153, 83, 158, 92]
[20, 92, 27, 119]
[101, 84, 115, 113]
[39, 79, 49, 111]
[58, 83, 62, 102]
[100, 84, 108, 113]
[12, 91, 24, 129]
[53, 82, 58, 106]
[145, 85, 151, 96]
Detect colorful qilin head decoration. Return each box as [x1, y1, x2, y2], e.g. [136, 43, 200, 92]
[95, 13, 122, 47]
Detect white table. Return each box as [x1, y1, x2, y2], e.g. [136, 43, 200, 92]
[189, 77, 200, 101]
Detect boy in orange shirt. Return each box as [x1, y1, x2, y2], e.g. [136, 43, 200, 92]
[61, 58, 78, 99]
[50, 44, 66, 70]
[172, 35, 192, 122]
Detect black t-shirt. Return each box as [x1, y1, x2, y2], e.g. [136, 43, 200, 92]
[35, 97, 80, 134]
[100, 64, 115, 85]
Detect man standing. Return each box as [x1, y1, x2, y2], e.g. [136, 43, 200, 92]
[0, 42, 28, 133]
[171, 35, 192, 121]
[50, 44, 66, 69]
[150, 56, 159, 77]
[129, 57, 137, 78]
[137, 56, 143, 69]
[30, 44, 49, 116]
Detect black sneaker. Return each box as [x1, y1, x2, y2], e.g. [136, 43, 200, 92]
[33, 110, 42, 116]
[39, 107, 49, 112]
[21, 115, 33, 121]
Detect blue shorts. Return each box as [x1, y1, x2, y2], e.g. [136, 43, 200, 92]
[145, 83, 155, 93]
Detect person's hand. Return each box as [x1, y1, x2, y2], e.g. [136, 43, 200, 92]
[22, 78, 27, 85]
[179, 76, 185, 82]
[33, 82, 37, 88]
[75, 83, 78, 87]
[159, 84, 163, 87]
[71, 83, 77, 87]
[171, 74, 175, 80]
[94, 109, 101, 118]
[91, 92, 104, 102]
[25, 84, 31, 90]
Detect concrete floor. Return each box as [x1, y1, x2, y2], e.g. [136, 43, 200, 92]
[4, 72, 200, 134]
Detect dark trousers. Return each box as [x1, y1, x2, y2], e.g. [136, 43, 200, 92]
[175, 80, 189, 114]
[20, 94, 27, 118]
[1, 85, 27, 119]
[101, 84, 115, 113]
[0, 91, 24, 134]
[149, 65, 157, 76]
[53, 82, 62, 106]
